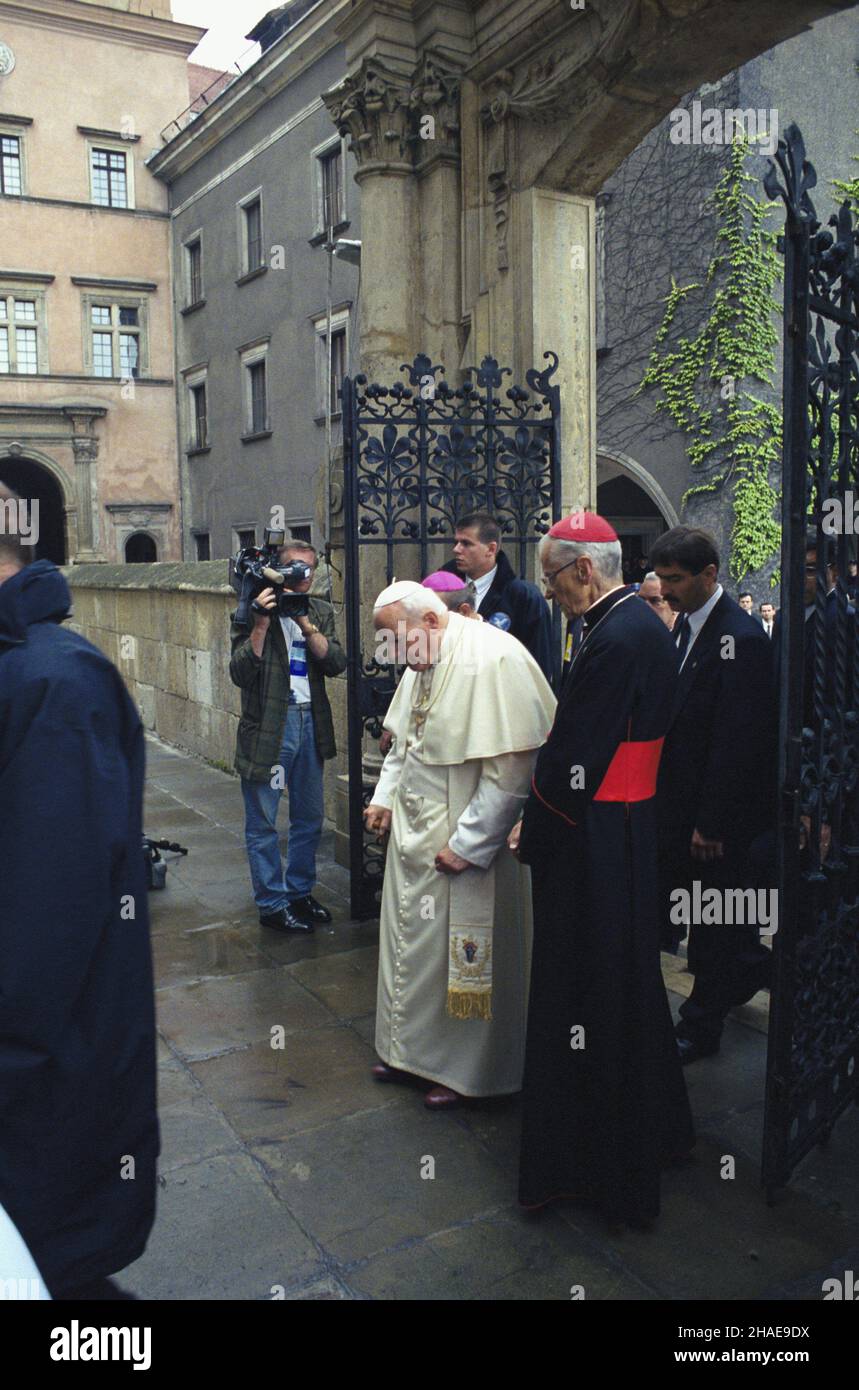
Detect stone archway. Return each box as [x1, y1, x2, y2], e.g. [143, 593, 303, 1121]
[0, 450, 70, 565]
[597, 449, 680, 529]
[597, 450, 675, 574]
[324, 0, 856, 511]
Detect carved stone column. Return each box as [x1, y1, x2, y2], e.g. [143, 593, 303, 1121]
[65, 409, 106, 562]
[475, 72, 599, 512]
[324, 56, 420, 386]
[410, 50, 464, 372]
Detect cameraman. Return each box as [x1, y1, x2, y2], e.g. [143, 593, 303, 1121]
[230, 541, 346, 931]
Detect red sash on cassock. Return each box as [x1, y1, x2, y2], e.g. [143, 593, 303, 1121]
[593, 737, 664, 802]
[532, 737, 665, 826]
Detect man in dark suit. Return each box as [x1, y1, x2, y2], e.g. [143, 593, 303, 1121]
[738, 592, 764, 626]
[441, 512, 555, 684]
[652, 527, 776, 1065]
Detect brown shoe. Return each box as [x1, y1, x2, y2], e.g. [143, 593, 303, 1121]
[371, 1062, 406, 1082]
[424, 1084, 461, 1109]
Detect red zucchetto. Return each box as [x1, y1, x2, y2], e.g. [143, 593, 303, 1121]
[548, 511, 618, 543]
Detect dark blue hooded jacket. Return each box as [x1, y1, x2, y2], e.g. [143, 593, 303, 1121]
[0, 561, 158, 1294]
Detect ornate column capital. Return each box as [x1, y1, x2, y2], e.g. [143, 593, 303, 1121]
[407, 50, 462, 171]
[71, 436, 99, 466]
[324, 51, 462, 175]
[324, 56, 414, 171]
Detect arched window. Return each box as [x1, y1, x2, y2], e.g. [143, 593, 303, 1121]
[125, 532, 157, 563]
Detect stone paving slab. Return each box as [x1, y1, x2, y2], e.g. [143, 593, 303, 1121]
[189, 1027, 384, 1145]
[288, 945, 381, 1020]
[152, 923, 271, 989]
[252, 1101, 514, 1264]
[342, 1209, 658, 1301]
[157, 969, 336, 1062]
[155, 1063, 242, 1173]
[121, 1152, 324, 1300]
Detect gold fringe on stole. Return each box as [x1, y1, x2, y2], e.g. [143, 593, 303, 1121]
[446, 989, 493, 1021]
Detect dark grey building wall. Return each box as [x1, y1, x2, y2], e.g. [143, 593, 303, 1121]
[597, 7, 859, 601]
[167, 41, 359, 559]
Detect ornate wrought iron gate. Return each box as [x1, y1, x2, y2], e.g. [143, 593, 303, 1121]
[763, 125, 859, 1195]
[341, 352, 561, 920]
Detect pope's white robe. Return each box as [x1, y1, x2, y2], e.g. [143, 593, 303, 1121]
[371, 613, 557, 1097]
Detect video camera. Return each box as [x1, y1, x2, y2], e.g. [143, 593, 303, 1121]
[231, 527, 313, 626]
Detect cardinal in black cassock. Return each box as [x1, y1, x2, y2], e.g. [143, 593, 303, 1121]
[517, 512, 694, 1226]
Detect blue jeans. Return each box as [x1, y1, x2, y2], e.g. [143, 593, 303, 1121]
[241, 705, 324, 911]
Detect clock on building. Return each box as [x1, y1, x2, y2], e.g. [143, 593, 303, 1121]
[0, 42, 15, 77]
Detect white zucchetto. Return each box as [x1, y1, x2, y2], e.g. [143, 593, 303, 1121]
[373, 580, 426, 610]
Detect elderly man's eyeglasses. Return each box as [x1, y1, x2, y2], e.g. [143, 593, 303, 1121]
[542, 558, 579, 590]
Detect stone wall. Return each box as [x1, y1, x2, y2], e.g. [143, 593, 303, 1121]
[64, 562, 349, 824]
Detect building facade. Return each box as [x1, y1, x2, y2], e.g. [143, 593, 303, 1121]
[148, 0, 360, 562]
[0, 0, 203, 564]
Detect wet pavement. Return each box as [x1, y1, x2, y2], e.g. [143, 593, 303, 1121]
[122, 735, 859, 1300]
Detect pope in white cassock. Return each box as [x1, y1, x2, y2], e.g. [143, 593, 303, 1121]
[364, 580, 557, 1108]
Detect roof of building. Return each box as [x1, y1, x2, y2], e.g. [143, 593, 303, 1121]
[187, 62, 232, 113]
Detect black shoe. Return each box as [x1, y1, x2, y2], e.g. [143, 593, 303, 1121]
[288, 894, 332, 926]
[677, 1036, 720, 1066]
[729, 966, 772, 1008]
[259, 906, 314, 933]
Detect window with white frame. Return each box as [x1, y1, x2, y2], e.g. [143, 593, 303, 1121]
[184, 366, 209, 451]
[313, 308, 349, 417]
[90, 146, 130, 208]
[237, 191, 265, 276]
[191, 382, 208, 449]
[0, 133, 23, 195]
[0, 292, 43, 374]
[185, 235, 203, 306]
[239, 341, 270, 435]
[84, 296, 147, 378]
[312, 138, 346, 238]
[90, 304, 139, 377]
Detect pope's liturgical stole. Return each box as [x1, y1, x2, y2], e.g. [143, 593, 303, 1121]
[447, 851, 495, 1019]
[383, 610, 557, 1023]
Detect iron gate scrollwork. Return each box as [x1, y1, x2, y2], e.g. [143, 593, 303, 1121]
[341, 352, 562, 920]
[763, 124, 859, 1195]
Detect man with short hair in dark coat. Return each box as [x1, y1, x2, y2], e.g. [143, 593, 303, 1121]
[0, 485, 157, 1299]
[442, 511, 556, 684]
[653, 526, 776, 1066]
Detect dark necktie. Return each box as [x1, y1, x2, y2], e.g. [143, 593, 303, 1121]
[675, 614, 691, 668]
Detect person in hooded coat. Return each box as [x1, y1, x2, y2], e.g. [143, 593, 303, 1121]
[515, 513, 695, 1227]
[0, 500, 158, 1299]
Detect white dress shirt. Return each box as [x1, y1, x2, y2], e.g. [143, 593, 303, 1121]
[473, 565, 497, 611]
[679, 583, 723, 670]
